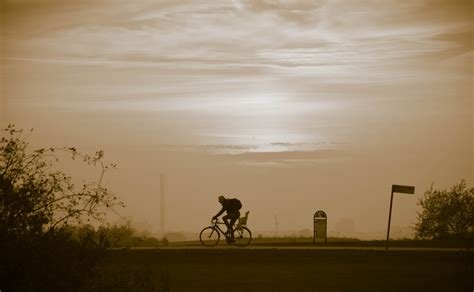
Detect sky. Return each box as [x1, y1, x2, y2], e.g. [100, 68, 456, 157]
[1, 0, 473, 238]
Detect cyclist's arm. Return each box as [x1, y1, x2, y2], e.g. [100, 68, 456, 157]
[214, 206, 225, 218]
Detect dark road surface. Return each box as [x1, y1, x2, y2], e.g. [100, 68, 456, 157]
[103, 248, 473, 292]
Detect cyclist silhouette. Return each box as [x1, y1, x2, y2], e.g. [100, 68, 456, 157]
[212, 195, 242, 242]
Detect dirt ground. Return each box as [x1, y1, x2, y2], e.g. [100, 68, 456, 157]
[101, 248, 473, 292]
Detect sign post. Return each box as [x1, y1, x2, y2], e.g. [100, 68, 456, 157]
[386, 184, 415, 251]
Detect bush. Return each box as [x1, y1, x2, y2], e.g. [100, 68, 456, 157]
[68, 224, 164, 248]
[415, 180, 474, 240]
[0, 124, 121, 291]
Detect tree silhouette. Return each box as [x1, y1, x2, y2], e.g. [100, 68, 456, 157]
[0, 124, 123, 240]
[415, 180, 474, 239]
[0, 124, 123, 291]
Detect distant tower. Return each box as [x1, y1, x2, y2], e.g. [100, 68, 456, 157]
[160, 174, 165, 235]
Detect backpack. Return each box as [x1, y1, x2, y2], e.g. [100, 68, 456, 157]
[228, 198, 242, 212]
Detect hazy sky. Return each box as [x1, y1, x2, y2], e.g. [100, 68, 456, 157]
[1, 0, 473, 237]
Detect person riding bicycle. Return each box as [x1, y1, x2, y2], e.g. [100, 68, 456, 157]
[212, 195, 242, 242]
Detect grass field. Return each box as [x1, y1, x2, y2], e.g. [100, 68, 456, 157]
[98, 247, 473, 292]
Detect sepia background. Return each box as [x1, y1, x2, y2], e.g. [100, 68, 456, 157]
[1, 0, 472, 238]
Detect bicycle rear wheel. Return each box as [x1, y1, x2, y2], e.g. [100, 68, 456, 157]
[233, 227, 252, 247]
[199, 227, 220, 247]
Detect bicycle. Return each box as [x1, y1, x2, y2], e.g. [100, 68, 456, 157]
[199, 211, 252, 247]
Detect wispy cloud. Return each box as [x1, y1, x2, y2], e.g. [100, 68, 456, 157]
[138, 142, 348, 166]
[231, 149, 348, 167]
[2, 0, 471, 153]
[3, 0, 471, 81]
[150, 141, 346, 154]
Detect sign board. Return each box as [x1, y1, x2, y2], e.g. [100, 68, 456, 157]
[392, 185, 415, 194]
[313, 210, 327, 244]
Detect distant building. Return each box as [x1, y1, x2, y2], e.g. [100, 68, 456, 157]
[335, 218, 355, 237]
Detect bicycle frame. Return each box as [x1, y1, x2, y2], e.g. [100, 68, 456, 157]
[209, 221, 232, 239]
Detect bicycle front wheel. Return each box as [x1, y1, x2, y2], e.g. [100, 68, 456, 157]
[233, 227, 252, 247]
[199, 227, 220, 247]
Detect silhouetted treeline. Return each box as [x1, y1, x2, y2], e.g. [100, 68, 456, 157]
[0, 125, 163, 291]
[68, 224, 168, 248]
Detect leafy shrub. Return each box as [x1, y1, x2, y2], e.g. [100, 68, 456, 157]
[415, 180, 474, 240]
[0, 125, 121, 291]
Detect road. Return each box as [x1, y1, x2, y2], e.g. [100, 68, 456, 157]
[102, 247, 473, 291]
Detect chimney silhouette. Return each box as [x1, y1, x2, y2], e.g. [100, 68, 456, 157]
[160, 173, 165, 235]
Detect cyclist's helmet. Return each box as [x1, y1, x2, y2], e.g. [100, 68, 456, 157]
[218, 195, 225, 203]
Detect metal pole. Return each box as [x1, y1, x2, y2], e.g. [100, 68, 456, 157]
[385, 190, 394, 252]
[160, 174, 165, 235]
[275, 215, 278, 238]
[325, 214, 328, 244]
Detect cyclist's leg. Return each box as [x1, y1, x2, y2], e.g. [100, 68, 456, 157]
[228, 211, 240, 240]
[222, 214, 231, 234]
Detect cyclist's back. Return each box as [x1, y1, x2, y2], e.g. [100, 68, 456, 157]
[212, 195, 242, 241]
[224, 198, 242, 213]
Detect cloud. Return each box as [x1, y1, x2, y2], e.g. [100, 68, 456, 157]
[141, 142, 348, 166]
[2, 0, 471, 116]
[231, 149, 348, 167]
[4, 0, 471, 75]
